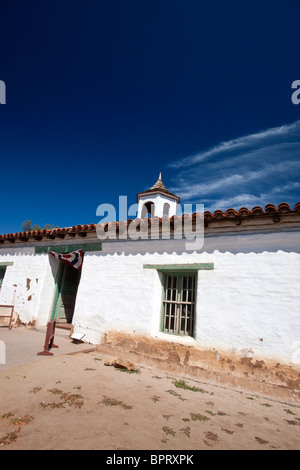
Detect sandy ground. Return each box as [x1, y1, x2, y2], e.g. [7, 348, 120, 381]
[0, 349, 299, 451]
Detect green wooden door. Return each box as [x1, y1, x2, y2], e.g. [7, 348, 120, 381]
[51, 263, 81, 323]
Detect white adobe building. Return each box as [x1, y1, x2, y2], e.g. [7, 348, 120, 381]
[0, 174, 300, 372]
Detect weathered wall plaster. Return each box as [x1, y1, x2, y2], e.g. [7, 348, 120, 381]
[0, 249, 59, 326]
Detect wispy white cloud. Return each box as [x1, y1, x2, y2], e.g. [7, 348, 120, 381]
[271, 181, 300, 193]
[167, 120, 300, 211]
[169, 120, 300, 169]
[171, 159, 300, 200]
[212, 194, 266, 210]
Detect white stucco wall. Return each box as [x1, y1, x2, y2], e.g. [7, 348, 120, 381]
[0, 228, 299, 363]
[0, 247, 59, 325]
[71, 229, 300, 363]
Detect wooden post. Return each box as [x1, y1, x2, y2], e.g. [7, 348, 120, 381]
[0, 305, 14, 330]
[37, 320, 59, 356]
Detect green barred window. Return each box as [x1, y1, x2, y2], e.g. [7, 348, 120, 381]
[0, 266, 7, 289]
[162, 273, 196, 337]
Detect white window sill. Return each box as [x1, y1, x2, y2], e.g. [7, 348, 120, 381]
[154, 331, 197, 346]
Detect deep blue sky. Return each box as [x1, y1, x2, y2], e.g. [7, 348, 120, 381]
[0, 1, 299, 233]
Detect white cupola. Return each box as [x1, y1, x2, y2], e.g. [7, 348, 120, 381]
[137, 173, 180, 219]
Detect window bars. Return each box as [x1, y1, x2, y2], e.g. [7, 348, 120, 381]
[162, 273, 196, 337]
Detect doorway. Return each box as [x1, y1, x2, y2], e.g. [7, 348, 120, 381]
[51, 262, 81, 324]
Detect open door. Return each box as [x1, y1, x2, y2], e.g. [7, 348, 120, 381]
[51, 262, 81, 324]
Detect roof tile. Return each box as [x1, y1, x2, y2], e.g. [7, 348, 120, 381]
[0, 201, 299, 242]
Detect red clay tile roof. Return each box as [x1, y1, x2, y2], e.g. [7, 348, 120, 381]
[0, 201, 299, 243]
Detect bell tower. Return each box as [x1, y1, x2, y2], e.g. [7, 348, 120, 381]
[137, 173, 180, 219]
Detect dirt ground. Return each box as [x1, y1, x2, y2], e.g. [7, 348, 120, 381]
[0, 348, 299, 451]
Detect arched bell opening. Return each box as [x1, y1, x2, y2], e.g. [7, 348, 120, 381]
[163, 202, 170, 217]
[141, 201, 155, 218]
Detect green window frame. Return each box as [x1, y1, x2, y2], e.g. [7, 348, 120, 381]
[143, 262, 214, 338]
[0, 262, 13, 290]
[161, 273, 197, 337]
[0, 266, 7, 289]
